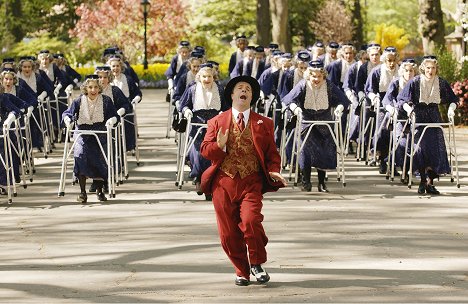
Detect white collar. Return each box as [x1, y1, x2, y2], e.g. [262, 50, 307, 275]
[232, 108, 250, 125]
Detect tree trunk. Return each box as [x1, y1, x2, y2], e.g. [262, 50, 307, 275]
[418, 0, 445, 54]
[269, 0, 290, 52]
[256, 0, 271, 46]
[350, 0, 364, 47]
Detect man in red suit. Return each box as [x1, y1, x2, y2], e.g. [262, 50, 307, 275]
[200, 75, 287, 286]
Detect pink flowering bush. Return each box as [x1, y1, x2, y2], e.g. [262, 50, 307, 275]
[451, 79, 468, 125]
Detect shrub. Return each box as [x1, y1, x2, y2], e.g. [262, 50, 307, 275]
[451, 79, 468, 126]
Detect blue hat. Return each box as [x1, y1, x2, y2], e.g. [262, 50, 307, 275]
[179, 41, 190, 47]
[193, 46, 205, 55]
[85, 74, 99, 80]
[207, 60, 219, 66]
[199, 63, 213, 69]
[297, 51, 311, 62]
[95, 66, 111, 72]
[2, 68, 16, 73]
[255, 46, 264, 53]
[314, 41, 324, 48]
[402, 58, 416, 64]
[19, 56, 33, 61]
[280, 53, 292, 59]
[39, 50, 50, 54]
[328, 41, 339, 49]
[360, 44, 368, 51]
[2, 57, 14, 63]
[367, 43, 381, 48]
[308, 60, 324, 69]
[384, 46, 397, 53]
[53, 53, 64, 59]
[272, 50, 283, 57]
[190, 51, 204, 59]
[236, 35, 247, 40]
[268, 43, 279, 49]
[423, 55, 437, 60]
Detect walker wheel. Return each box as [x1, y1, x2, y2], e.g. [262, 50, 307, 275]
[457, 184, 460, 188]
[365, 161, 368, 165]
[137, 162, 140, 166]
[337, 177, 341, 182]
[8, 199, 12, 204]
[343, 182, 347, 187]
[408, 185, 412, 189]
[451, 178, 454, 183]
[386, 176, 389, 180]
[58, 192, 65, 197]
[391, 178, 394, 182]
[33, 169, 36, 174]
[72, 182, 75, 185]
[178, 185, 182, 190]
[293, 182, 297, 187]
[23, 185, 27, 189]
[112, 194, 116, 198]
[44, 155, 48, 159]
[13, 193, 17, 197]
[30, 178, 33, 182]
[325, 176, 328, 181]
[125, 174, 129, 179]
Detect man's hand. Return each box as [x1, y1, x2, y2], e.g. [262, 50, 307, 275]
[269, 172, 287, 186]
[217, 128, 229, 150]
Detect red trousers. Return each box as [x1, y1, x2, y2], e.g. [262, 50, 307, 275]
[212, 171, 268, 278]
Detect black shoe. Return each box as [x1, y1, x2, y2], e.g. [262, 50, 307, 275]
[417, 182, 426, 194]
[393, 170, 401, 177]
[301, 182, 312, 192]
[97, 192, 107, 201]
[426, 184, 440, 195]
[205, 194, 212, 201]
[250, 265, 270, 283]
[103, 183, 109, 194]
[379, 162, 387, 174]
[88, 182, 97, 193]
[235, 276, 250, 286]
[318, 183, 329, 193]
[77, 192, 87, 204]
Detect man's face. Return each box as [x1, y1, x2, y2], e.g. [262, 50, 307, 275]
[231, 81, 252, 112]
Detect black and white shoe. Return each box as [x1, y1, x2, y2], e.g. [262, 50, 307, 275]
[235, 276, 250, 286]
[250, 264, 270, 283]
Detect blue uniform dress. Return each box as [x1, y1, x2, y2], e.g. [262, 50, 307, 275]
[178, 82, 228, 179]
[164, 55, 185, 87]
[18, 72, 54, 148]
[382, 78, 409, 168]
[112, 73, 142, 151]
[365, 64, 399, 157]
[282, 79, 350, 170]
[343, 61, 361, 141]
[41, 63, 69, 129]
[173, 70, 195, 102]
[0, 94, 22, 187]
[397, 75, 458, 175]
[62, 95, 118, 180]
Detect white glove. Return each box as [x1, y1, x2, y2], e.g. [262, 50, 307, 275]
[63, 116, 72, 127]
[73, 78, 79, 84]
[38, 91, 47, 102]
[448, 103, 456, 118]
[183, 108, 193, 119]
[131, 95, 142, 104]
[358, 91, 366, 101]
[106, 116, 117, 127]
[3, 112, 16, 128]
[268, 94, 275, 101]
[403, 103, 413, 116]
[371, 96, 380, 107]
[260, 91, 265, 99]
[27, 106, 34, 117]
[117, 108, 126, 116]
[385, 104, 395, 115]
[54, 83, 63, 96]
[168, 78, 174, 90]
[345, 90, 357, 104]
[289, 103, 302, 115]
[65, 84, 73, 95]
[334, 104, 344, 117]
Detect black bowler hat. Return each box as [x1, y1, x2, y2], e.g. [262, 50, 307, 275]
[308, 60, 324, 69]
[402, 58, 416, 64]
[224, 75, 260, 106]
[328, 41, 339, 49]
[255, 46, 264, 53]
[199, 63, 213, 69]
[85, 74, 99, 80]
[423, 55, 437, 60]
[2, 57, 14, 63]
[297, 51, 311, 62]
[95, 66, 111, 71]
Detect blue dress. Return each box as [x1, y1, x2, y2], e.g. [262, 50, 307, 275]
[282, 79, 350, 170]
[178, 82, 228, 179]
[0, 94, 22, 186]
[62, 95, 118, 180]
[382, 78, 408, 168]
[397, 75, 458, 174]
[343, 62, 361, 141]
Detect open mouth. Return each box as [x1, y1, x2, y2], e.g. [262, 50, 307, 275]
[240, 95, 247, 100]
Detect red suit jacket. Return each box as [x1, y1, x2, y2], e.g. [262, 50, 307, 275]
[200, 109, 285, 195]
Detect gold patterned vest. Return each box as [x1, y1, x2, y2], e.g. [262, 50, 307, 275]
[220, 117, 259, 179]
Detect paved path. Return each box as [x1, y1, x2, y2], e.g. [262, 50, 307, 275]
[1, 89, 468, 303]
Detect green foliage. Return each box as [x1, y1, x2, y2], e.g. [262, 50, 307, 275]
[191, 0, 256, 42]
[289, 0, 324, 47]
[8, 33, 69, 57]
[434, 47, 462, 83]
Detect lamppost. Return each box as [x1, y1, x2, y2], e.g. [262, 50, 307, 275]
[141, 0, 150, 70]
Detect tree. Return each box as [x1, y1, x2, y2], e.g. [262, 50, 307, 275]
[70, 0, 188, 62]
[349, 0, 364, 46]
[309, 0, 354, 43]
[373, 23, 410, 52]
[418, 0, 445, 54]
[289, 0, 323, 48]
[256, 0, 271, 46]
[269, 0, 290, 51]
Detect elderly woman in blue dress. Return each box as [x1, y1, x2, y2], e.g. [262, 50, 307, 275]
[107, 55, 142, 153]
[173, 52, 204, 102]
[397, 56, 458, 195]
[54, 53, 82, 88]
[178, 63, 229, 200]
[0, 86, 24, 194]
[165, 41, 191, 95]
[365, 46, 400, 174]
[283, 61, 350, 192]
[17, 56, 54, 150]
[62, 75, 118, 203]
[382, 58, 418, 177]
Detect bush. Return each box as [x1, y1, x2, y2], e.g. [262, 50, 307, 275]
[451, 79, 468, 126]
